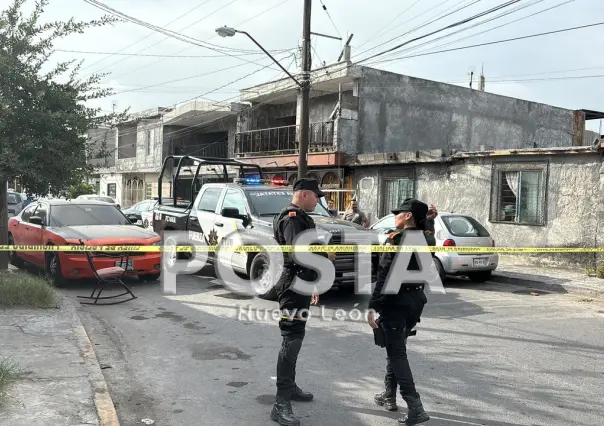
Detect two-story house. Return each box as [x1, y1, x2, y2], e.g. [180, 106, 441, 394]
[97, 101, 242, 208]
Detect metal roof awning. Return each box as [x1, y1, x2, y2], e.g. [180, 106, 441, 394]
[581, 109, 604, 120]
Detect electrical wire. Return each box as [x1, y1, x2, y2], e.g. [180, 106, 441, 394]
[81, 0, 287, 75]
[353, 0, 423, 51]
[318, 0, 342, 39]
[53, 49, 270, 58]
[352, 0, 484, 60]
[373, 0, 572, 66]
[98, 0, 295, 82]
[83, 0, 261, 78]
[366, 21, 604, 66]
[77, 0, 215, 73]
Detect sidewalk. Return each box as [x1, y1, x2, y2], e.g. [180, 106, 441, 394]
[492, 262, 604, 297]
[0, 292, 118, 426]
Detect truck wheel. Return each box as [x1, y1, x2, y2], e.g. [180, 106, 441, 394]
[250, 253, 278, 301]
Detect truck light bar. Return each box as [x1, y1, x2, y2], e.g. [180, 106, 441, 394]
[234, 177, 289, 186]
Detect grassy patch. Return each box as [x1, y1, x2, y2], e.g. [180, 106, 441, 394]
[0, 270, 58, 308]
[0, 358, 21, 401]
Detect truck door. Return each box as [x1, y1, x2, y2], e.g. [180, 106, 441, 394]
[187, 186, 224, 255]
[215, 188, 249, 271]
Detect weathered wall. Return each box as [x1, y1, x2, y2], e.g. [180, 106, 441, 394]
[88, 126, 116, 168]
[164, 118, 235, 160]
[353, 153, 604, 268]
[238, 91, 353, 133]
[116, 118, 163, 172]
[356, 66, 578, 155]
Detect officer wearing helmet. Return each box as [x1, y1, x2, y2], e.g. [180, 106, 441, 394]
[367, 198, 434, 425]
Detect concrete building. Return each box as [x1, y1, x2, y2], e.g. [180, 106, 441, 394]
[232, 62, 594, 215]
[356, 140, 604, 268]
[97, 102, 241, 208]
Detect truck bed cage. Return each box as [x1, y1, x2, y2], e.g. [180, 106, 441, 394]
[158, 155, 264, 207]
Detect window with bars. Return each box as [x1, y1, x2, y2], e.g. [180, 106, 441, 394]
[494, 169, 545, 225]
[383, 178, 414, 216]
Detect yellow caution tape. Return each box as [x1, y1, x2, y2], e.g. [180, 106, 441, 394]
[0, 245, 604, 253]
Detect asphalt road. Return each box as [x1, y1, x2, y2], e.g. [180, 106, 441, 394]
[61, 269, 604, 426]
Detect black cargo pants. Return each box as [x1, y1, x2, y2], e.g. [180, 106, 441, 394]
[381, 288, 426, 403]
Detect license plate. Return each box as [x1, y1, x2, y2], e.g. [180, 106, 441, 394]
[473, 258, 488, 267]
[342, 271, 356, 277]
[115, 260, 134, 271]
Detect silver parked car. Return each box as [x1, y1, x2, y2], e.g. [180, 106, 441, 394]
[7, 191, 24, 218]
[76, 194, 121, 210]
[369, 211, 498, 282]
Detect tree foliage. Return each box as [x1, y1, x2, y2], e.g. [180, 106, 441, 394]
[0, 0, 128, 269]
[0, 0, 127, 196]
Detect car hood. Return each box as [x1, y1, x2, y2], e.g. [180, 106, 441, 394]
[50, 225, 158, 244]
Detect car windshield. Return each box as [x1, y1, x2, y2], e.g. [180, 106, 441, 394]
[7, 193, 21, 205]
[246, 189, 331, 217]
[373, 215, 395, 229]
[441, 215, 490, 237]
[49, 204, 129, 227]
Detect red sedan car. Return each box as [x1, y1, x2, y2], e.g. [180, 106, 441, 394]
[8, 199, 161, 285]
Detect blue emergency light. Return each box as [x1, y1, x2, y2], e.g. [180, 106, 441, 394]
[234, 177, 289, 186]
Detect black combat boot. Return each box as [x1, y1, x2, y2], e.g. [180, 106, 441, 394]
[271, 396, 300, 426]
[399, 395, 430, 425]
[291, 385, 313, 402]
[374, 377, 398, 411]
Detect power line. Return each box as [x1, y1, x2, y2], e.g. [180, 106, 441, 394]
[53, 48, 269, 58]
[318, 0, 341, 38]
[77, 0, 215, 73]
[81, 0, 285, 75]
[354, 0, 423, 51]
[352, 0, 485, 60]
[98, 0, 294, 82]
[374, 0, 573, 65]
[368, 21, 604, 66]
[83, 0, 264, 78]
[356, 0, 521, 65]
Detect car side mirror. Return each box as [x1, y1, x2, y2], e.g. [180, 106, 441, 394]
[29, 216, 43, 226]
[221, 207, 251, 228]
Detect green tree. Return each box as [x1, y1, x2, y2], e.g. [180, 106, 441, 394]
[0, 0, 127, 269]
[66, 182, 96, 199]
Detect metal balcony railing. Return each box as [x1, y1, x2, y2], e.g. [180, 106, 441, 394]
[234, 121, 334, 156]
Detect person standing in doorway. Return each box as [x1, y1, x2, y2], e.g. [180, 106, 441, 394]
[270, 178, 336, 426]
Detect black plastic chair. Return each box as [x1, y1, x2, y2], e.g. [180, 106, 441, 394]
[77, 250, 137, 306]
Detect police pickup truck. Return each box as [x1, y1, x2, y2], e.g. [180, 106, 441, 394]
[152, 155, 377, 299]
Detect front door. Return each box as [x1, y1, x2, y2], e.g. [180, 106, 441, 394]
[215, 188, 249, 271]
[187, 186, 224, 256]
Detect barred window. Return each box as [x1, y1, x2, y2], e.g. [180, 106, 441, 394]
[492, 167, 546, 225]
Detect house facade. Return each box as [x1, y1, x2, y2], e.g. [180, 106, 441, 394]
[231, 62, 592, 217]
[96, 102, 242, 208]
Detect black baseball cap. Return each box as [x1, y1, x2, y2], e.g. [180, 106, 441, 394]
[293, 178, 325, 197]
[392, 198, 428, 217]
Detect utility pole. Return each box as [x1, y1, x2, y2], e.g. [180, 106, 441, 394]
[296, 0, 312, 179]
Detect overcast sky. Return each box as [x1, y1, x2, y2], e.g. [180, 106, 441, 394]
[36, 0, 604, 132]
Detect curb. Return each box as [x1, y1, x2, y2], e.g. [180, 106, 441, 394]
[490, 272, 604, 298]
[59, 294, 120, 426]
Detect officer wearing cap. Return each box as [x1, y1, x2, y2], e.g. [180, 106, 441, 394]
[367, 198, 432, 425]
[270, 178, 336, 426]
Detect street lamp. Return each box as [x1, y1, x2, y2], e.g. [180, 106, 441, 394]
[215, 25, 311, 178]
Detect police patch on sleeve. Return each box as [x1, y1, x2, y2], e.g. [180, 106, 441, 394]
[289, 211, 296, 217]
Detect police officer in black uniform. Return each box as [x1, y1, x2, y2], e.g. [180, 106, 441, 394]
[270, 178, 336, 426]
[367, 198, 433, 425]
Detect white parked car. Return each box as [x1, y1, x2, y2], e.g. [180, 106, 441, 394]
[75, 194, 120, 210]
[369, 211, 498, 282]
